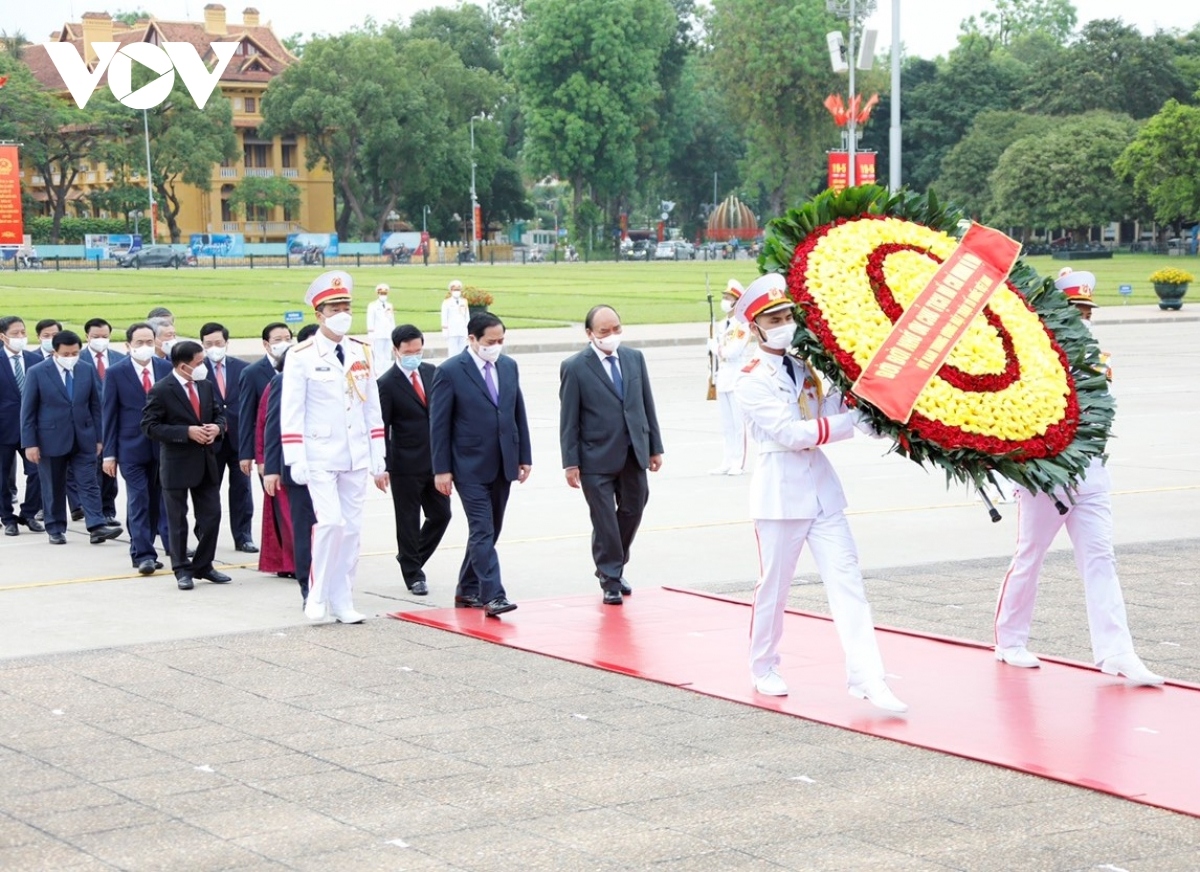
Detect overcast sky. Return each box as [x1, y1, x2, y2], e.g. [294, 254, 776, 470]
[7, 0, 1197, 60]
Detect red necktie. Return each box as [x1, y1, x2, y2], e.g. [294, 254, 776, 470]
[96, 352, 105, 380]
[411, 371, 425, 405]
[215, 362, 226, 397]
[187, 381, 201, 419]
[142, 366, 152, 393]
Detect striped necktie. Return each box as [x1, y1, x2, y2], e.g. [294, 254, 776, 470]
[11, 354, 23, 394]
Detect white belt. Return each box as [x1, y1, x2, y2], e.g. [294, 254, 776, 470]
[758, 441, 812, 454]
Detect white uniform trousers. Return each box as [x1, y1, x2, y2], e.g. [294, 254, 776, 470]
[306, 468, 368, 612]
[717, 390, 746, 472]
[371, 339, 393, 375]
[750, 513, 885, 685]
[445, 334, 468, 358]
[994, 487, 1134, 664]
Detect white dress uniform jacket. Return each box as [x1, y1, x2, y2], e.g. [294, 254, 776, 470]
[714, 316, 752, 393]
[735, 351, 859, 520]
[366, 298, 396, 370]
[280, 332, 386, 475]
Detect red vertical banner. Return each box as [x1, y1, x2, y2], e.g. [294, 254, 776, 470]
[827, 152, 849, 193]
[472, 204, 482, 241]
[0, 146, 23, 247]
[855, 152, 877, 186]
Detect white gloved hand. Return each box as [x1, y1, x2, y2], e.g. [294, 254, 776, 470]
[290, 462, 309, 485]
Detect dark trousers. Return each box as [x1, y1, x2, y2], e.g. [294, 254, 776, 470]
[1, 444, 41, 525]
[70, 457, 119, 517]
[288, 482, 315, 602]
[581, 448, 649, 590]
[163, 483, 221, 578]
[120, 457, 170, 564]
[215, 442, 254, 546]
[390, 473, 452, 587]
[39, 449, 106, 535]
[455, 475, 511, 604]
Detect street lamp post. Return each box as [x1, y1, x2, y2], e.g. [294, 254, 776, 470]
[469, 114, 488, 261]
[889, 0, 902, 192]
[143, 109, 155, 243]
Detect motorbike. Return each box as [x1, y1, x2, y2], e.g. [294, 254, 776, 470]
[565, 245, 579, 263]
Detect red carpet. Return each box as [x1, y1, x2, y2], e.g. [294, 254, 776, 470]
[390, 587, 1200, 817]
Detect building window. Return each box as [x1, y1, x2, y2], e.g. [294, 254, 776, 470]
[244, 96, 256, 114]
[247, 203, 270, 222]
[283, 203, 298, 222]
[281, 144, 296, 168]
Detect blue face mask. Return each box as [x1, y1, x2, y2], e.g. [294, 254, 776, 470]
[398, 353, 423, 372]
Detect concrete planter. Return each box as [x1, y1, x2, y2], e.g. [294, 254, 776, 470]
[1153, 282, 1188, 311]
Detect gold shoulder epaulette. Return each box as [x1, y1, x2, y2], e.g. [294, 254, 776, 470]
[293, 338, 315, 351]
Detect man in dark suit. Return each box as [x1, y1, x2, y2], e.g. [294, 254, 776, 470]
[20, 330, 123, 545]
[200, 322, 256, 552]
[1, 316, 45, 536]
[102, 322, 173, 574]
[430, 312, 532, 618]
[238, 321, 293, 479]
[378, 324, 451, 596]
[262, 324, 320, 605]
[80, 317, 124, 521]
[560, 305, 664, 605]
[141, 341, 231, 590]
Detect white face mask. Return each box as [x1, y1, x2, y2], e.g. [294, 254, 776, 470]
[758, 323, 796, 351]
[593, 334, 621, 354]
[269, 341, 292, 359]
[475, 343, 502, 362]
[187, 362, 209, 382]
[130, 345, 155, 363]
[5, 336, 27, 353]
[451, 290, 462, 299]
[57, 355, 79, 371]
[325, 311, 353, 336]
[205, 346, 227, 363]
[377, 294, 389, 302]
[161, 339, 177, 356]
[88, 337, 110, 354]
[720, 299, 735, 313]
[41, 338, 55, 354]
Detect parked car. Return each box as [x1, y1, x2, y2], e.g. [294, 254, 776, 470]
[654, 240, 697, 261]
[117, 245, 188, 268]
[624, 239, 654, 260]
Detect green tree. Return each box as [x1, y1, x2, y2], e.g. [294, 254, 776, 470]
[408, 3, 502, 72]
[111, 9, 150, 26]
[227, 176, 301, 217]
[1024, 19, 1190, 119]
[1114, 99, 1200, 225]
[505, 0, 676, 219]
[936, 110, 1056, 219]
[989, 112, 1138, 237]
[960, 0, 1078, 48]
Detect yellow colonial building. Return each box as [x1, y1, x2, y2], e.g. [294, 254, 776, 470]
[19, 5, 334, 241]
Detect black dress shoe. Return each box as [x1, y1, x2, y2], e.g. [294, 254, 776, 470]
[3, 522, 17, 537]
[603, 590, 624, 606]
[484, 597, 517, 617]
[18, 516, 44, 533]
[154, 560, 164, 570]
[618, 578, 632, 596]
[198, 570, 232, 584]
[177, 575, 194, 590]
[409, 580, 429, 596]
[48, 533, 67, 545]
[187, 549, 196, 559]
[137, 559, 158, 576]
[276, 571, 297, 579]
[89, 523, 123, 544]
[236, 541, 259, 554]
[70, 508, 85, 522]
[454, 595, 484, 609]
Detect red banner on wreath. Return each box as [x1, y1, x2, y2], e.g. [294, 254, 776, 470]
[827, 152, 849, 193]
[0, 146, 23, 247]
[852, 223, 1022, 423]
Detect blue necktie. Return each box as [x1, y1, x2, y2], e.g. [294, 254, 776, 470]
[64, 368, 74, 400]
[606, 356, 624, 400]
[335, 344, 345, 366]
[782, 356, 797, 385]
[483, 361, 500, 405]
[12, 354, 23, 394]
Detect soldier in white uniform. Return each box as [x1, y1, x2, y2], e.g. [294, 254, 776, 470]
[993, 270, 1163, 685]
[366, 283, 396, 372]
[709, 278, 752, 475]
[280, 271, 389, 623]
[733, 273, 907, 712]
[441, 280, 470, 358]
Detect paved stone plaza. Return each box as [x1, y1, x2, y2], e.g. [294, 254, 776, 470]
[1, 308, 1197, 870]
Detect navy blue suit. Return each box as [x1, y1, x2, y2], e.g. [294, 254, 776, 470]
[102, 356, 173, 564]
[20, 358, 107, 535]
[1, 347, 43, 526]
[206, 355, 254, 547]
[264, 372, 315, 602]
[237, 355, 276, 463]
[78, 346, 125, 518]
[429, 349, 532, 604]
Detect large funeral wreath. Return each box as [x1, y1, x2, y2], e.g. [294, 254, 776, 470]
[759, 185, 1115, 495]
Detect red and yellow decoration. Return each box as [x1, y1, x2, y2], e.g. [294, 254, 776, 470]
[760, 185, 1114, 495]
[0, 145, 23, 247]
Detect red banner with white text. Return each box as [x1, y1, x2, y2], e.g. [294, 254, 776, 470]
[827, 152, 849, 193]
[852, 223, 1022, 423]
[855, 152, 876, 186]
[0, 146, 23, 248]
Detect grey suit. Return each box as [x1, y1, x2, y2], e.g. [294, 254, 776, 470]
[559, 344, 664, 589]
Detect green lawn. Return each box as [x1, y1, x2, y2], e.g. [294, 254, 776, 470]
[0, 254, 1191, 339]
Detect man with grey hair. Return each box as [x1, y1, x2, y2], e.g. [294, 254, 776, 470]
[148, 319, 177, 361]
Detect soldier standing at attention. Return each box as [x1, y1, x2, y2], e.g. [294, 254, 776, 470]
[733, 273, 907, 713]
[441, 280, 470, 358]
[709, 278, 752, 476]
[280, 271, 389, 624]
